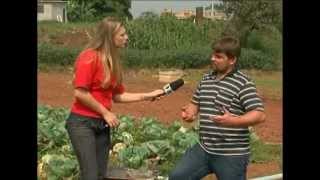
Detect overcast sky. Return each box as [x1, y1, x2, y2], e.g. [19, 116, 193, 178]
[130, 0, 217, 18]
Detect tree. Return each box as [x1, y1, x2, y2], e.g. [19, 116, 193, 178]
[214, 3, 224, 11]
[67, 0, 96, 22]
[218, 0, 282, 47]
[67, 0, 132, 22]
[204, 2, 224, 11]
[139, 11, 159, 19]
[91, 0, 132, 20]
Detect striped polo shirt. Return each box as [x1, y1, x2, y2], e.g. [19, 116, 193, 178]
[192, 69, 264, 156]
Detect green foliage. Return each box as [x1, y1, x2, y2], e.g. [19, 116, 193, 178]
[38, 106, 79, 179]
[139, 11, 159, 19]
[38, 106, 70, 154]
[38, 21, 95, 34]
[220, 0, 282, 47]
[122, 47, 211, 69]
[221, 0, 281, 27]
[38, 43, 80, 66]
[118, 146, 151, 169]
[239, 48, 279, 70]
[67, 0, 98, 22]
[37, 43, 211, 69]
[246, 27, 282, 66]
[37, 42, 279, 70]
[171, 131, 199, 154]
[124, 16, 223, 50]
[249, 128, 281, 163]
[139, 118, 169, 141]
[250, 141, 281, 163]
[112, 116, 198, 175]
[143, 140, 175, 161]
[40, 154, 78, 180]
[38, 16, 282, 70]
[37, 106, 198, 177]
[38, 106, 281, 178]
[67, 0, 132, 22]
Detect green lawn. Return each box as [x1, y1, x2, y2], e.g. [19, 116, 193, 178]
[182, 69, 282, 100]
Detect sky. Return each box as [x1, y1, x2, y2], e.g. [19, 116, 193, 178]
[130, 0, 217, 19]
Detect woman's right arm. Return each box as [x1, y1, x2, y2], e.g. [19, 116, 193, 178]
[74, 87, 119, 127]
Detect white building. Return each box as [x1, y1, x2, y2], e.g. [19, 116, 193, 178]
[37, 0, 68, 22]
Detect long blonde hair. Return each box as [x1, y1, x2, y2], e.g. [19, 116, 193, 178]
[86, 17, 123, 88]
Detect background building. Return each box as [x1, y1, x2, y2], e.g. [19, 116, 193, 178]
[37, 0, 68, 22]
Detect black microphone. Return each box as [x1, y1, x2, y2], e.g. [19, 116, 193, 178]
[162, 78, 184, 95]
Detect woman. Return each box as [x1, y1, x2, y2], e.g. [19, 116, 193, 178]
[65, 17, 164, 180]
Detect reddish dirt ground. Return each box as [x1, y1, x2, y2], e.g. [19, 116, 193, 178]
[38, 71, 282, 143]
[38, 70, 282, 178]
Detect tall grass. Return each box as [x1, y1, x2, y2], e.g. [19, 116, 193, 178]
[38, 17, 282, 70]
[125, 16, 224, 50]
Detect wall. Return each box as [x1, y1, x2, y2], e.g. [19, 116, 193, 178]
[38, 3, 67, 22]
[38, 3, 53, 21]
[51, 3, 66, 22]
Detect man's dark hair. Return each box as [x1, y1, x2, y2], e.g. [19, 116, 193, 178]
[211, 36, 241, 59]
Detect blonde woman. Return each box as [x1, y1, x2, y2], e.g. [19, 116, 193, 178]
[65, 17, 164, 180]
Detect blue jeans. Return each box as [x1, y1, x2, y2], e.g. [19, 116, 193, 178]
[169, 144, 249, 180]
[65, 113, 110, 180]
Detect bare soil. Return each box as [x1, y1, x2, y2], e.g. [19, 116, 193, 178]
[38, 70, 283, 178]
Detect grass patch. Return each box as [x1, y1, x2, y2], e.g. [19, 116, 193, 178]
[38, 64, 73, 73]
[38, 21, 94, 34]
[251, 140, 282, 164]
[243, 70, 282, 100]
[182, 69, 282, 100]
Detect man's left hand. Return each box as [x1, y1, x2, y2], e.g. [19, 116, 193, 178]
[210, 106, 238, 127]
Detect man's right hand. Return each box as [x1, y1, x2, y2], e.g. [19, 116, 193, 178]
[181, 105, 196, 122]
[102, 111, 119, 128]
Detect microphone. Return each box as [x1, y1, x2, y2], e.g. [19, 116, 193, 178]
[162, 78, 184, 95]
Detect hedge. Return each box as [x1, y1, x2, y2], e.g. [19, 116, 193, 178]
[38, 43, 279, 70]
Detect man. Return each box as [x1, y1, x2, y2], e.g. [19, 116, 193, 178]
[169, 36, 266, 180]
